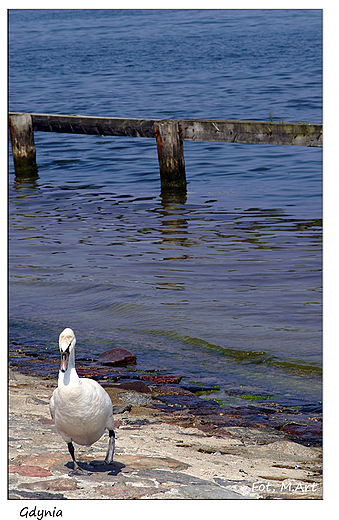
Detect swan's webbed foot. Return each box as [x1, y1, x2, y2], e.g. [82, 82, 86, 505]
[68, 463, 93, 477]
[104, 430, 115, 465]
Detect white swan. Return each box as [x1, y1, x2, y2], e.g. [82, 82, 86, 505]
[49, 328, 115, 475]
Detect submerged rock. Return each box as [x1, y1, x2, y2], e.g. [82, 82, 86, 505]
[97, 348, 136, 367]
[140, 375, 182, 384]
[118, 381, 151, 394]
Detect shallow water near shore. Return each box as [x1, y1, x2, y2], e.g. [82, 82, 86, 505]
[9, 10, 322, 409]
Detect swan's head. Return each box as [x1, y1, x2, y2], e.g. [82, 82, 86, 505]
[59, 328, 76, 373]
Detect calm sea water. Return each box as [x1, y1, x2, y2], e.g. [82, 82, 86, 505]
[9, 9, 322, 406]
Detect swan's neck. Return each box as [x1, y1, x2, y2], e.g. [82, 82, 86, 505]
[58, 349, 79, 388]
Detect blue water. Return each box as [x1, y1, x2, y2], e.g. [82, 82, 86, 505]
[9, 9, 322, 406]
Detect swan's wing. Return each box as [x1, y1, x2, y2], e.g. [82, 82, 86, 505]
[80, 378, 114, 428]
[49, 390, 56, 420]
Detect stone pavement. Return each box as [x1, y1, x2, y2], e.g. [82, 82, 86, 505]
[8, 370, 322, 500]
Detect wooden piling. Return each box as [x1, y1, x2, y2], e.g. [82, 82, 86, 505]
[9, 113, 38, 176]
[156, 121, 186, 191]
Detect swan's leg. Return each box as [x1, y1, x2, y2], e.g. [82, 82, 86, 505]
[67, 442, 93, 476]
[104, 430, 115, 465]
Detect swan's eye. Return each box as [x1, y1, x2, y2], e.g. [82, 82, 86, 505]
[60, 344, 71, 354]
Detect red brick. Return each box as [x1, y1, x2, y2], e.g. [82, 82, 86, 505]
[9, 464, 52, 477]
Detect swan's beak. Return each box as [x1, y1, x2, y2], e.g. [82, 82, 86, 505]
[60, 351, 69, 373]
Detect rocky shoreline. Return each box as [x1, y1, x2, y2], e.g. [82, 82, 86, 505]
[9, 361, 322, 500]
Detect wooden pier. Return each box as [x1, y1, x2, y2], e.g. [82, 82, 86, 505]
[9, 112, 322, 192]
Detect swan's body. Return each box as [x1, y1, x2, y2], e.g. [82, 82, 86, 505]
[50, 328, 115, 475]
[50, 374, 114, 446]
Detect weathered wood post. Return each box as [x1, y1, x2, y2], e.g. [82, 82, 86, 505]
[9, 113, 38, 176]
[156, 121, 186, 192]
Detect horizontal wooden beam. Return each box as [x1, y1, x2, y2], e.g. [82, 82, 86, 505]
[178, 119, 323, 147]
[8, 113, 322, 147]
[31, 113, 157, 139]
